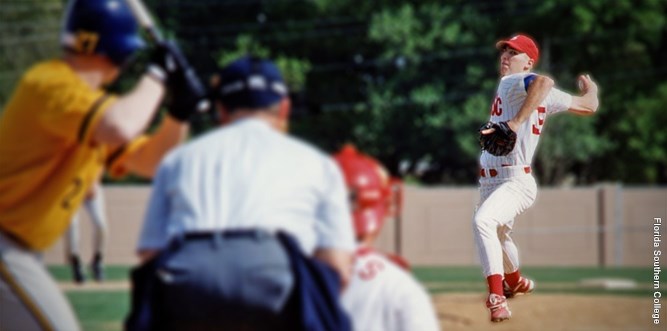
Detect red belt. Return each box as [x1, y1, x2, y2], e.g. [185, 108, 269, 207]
[480, 166, 531, 178]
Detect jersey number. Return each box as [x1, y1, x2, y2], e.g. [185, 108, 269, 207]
[531, 106, 546, 135]
[61, 177, 83, 210]
[490, 96, 502, 116]
[74, 31, 99, 54]
[358, 259, 385, 281]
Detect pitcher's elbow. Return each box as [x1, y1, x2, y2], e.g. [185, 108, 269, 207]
[536, 75, 555, 89]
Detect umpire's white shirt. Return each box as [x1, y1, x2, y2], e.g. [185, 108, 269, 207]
[137, 118, 355, 255]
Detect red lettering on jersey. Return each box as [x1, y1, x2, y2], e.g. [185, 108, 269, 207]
[490, 96, 502, 116]
[358, 258, 385, 280]
[531, 106, 547, 135]
[532, 126, 540, 135]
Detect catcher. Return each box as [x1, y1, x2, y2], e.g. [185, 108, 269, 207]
[334, 144, 440, 331]
[473, 33, 600, 322]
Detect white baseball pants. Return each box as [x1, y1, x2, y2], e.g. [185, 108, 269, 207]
[66, 186, 108, 257]
[472, 174, 537, 277]
[0, 231, 80, 331]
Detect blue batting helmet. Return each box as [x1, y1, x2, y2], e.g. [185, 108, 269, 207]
[61, 0, 145, 65]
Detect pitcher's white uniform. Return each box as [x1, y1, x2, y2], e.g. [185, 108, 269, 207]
[474, 72, 572, 277]
[341, 248, 440, 331]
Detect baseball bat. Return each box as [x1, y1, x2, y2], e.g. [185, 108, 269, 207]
[125, 0, 163, 44]
[125, 0, 210, 114]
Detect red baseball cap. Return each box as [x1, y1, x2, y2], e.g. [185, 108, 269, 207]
[495, 34, 540, 64]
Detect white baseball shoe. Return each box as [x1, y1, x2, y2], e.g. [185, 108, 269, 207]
[486, 293, 511, 322]
[503, 276, 535, 298]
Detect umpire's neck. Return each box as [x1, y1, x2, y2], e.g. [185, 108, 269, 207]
[230, 111, 287, 133]
[224, 100, 289, 133]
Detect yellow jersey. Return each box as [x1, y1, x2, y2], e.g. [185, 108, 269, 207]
[0, 59, 140, 250]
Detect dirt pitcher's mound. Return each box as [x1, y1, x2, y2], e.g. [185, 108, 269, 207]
[433, 293, 661, 331]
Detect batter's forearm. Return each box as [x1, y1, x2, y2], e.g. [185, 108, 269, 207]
[93, 75, 165, 146]
[125, 116, 189, 178]
[509, 75, 554, 129]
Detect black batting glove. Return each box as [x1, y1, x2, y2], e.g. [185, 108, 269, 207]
[165, 69, 209, 122]
[146, 40, 185, 84]
[147, 40, 208, 122]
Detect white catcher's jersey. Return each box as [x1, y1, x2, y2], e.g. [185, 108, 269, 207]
[480, 72, 572, 169]
[341, 249, 440, 331]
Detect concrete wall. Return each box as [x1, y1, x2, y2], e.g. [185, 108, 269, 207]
[43, 184, 667, 267]
[396, 186, 604, 266]
[614, 187, 667, 266]
[43, 186, 149, 265]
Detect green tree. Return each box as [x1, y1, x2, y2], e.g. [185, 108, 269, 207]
[6, 0, 661, 184]
[608, 82, 667, 183]
[215, 34, 312, 92]
[0, 0, 63, 109]
[356, 2, 498, 183]
[359, 0, 666, 184]
[515, 0, 667, 184]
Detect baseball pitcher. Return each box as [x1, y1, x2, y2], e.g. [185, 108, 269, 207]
[473, 33, 600, 322]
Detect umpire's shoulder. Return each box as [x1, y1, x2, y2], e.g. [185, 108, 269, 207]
[297, 139, 346, 186]
[155, 141, 188, 172]
[284, 134, 335, 164]
[155, 129, 219, 170]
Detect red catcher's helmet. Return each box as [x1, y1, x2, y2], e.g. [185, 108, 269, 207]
[333, 144, 393, 238]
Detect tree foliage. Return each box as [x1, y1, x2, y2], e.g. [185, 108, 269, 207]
[1, 0, 664, 185]
[0, 0, 62, 107]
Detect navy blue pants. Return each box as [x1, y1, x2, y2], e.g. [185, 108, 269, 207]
[126, 230, 351, 331]
[127, 230, 294, 330]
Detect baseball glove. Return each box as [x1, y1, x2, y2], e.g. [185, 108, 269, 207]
[478, 121, 517, 156]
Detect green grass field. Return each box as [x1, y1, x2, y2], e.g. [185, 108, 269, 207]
[49, 265, 654, 331]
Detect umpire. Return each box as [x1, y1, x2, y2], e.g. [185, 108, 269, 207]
[126, 56, 356, 331]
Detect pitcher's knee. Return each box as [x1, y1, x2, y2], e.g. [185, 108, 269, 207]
[473, 214, 498, 235]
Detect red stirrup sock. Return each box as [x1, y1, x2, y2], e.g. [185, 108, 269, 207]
[504, 270, 521, 288]
[487, 274, 504, 296]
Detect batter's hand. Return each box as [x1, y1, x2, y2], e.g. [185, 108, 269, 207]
[148, 40, 207, 122]
[165, 66, 207, 122]
[147, 41, 186, 83]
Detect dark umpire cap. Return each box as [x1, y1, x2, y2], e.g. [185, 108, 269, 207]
[214, 56, 289, 110]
